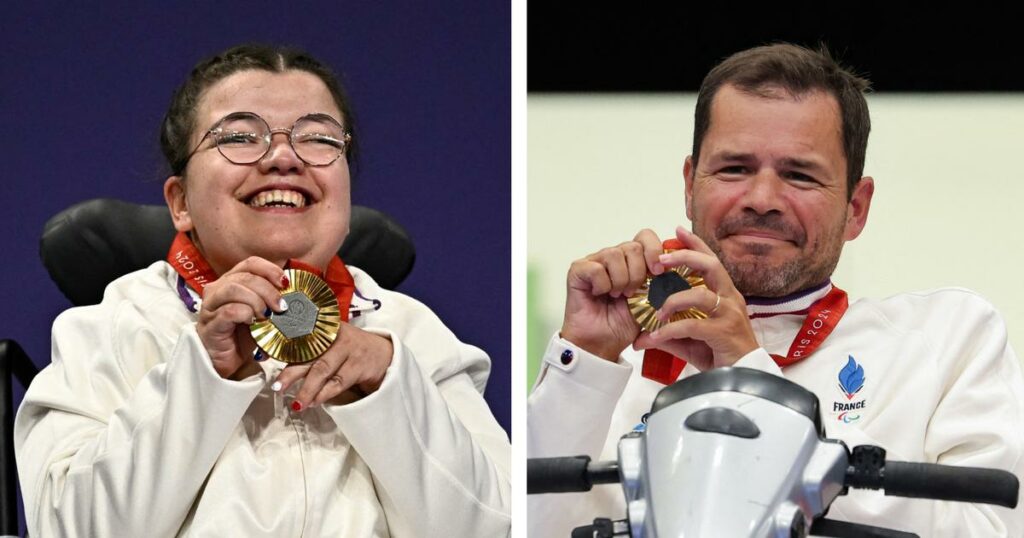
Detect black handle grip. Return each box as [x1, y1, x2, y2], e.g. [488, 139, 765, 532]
[528, 456, 594, 494]
[527, 456, 620, 495]
[884, 462, 1019, 508]
[811, 518, 918, 538]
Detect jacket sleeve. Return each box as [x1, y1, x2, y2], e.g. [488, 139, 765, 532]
[827, 293, 1024, 537]
[324, 295, 511, 538]
[15, 299, 263, 537]
[527, 334, 633, 538]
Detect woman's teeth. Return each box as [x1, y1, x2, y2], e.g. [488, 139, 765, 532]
[249, 189, 307, 208]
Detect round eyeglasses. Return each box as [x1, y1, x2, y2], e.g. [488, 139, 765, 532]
[185, 112, 352, 168]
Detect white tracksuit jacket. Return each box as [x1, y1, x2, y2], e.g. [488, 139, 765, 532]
[16, 261, 511, 537]
[528, 283, 1024, 537]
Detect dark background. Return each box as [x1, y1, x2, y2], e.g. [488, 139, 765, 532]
[1, 5, 509, 530]
[529, 5, 1024, 93]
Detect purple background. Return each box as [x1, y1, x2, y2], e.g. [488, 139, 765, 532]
[1, 0, 510, 486]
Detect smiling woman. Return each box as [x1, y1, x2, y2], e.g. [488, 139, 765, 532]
[14, 44, 510, 538]
[164, 69, 354, 280]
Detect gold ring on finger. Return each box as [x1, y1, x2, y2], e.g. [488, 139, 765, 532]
[709, 293, 722, 316]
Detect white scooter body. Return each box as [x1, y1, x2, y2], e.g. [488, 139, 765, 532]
[618, 368, 849, 538]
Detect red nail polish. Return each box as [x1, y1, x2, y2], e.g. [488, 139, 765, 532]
[291, 400, 303, 412]
[281, 275, 290, 288]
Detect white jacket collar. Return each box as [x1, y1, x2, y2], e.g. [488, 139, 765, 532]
[745, 281, 833, 318]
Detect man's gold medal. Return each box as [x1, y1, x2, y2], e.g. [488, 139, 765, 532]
[627, 248, 709, 332]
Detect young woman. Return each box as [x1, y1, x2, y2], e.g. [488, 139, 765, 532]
[16, 44, 510, 537]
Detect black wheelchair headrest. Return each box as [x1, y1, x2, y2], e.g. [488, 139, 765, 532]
[40, 198, 416, 306]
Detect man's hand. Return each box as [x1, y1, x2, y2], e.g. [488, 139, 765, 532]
[196, 256, 288, 380]
[272, 324, 394, 410]
[632, 226, 758, 371]
[561, 229, 666, 361]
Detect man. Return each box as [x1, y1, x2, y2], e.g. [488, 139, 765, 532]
[528, 43, 1024, 537]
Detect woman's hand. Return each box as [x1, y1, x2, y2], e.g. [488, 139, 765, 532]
[196, 256, 288, 380]
[272, 324, 394, 410]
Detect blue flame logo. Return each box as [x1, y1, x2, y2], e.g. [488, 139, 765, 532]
[837, 356, 865, 400]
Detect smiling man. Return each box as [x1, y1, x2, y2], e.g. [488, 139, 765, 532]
[528, 43, 1024, 537]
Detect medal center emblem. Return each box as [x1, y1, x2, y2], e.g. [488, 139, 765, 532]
[647, 272, 691, 310]
[269, 291, 321, 339]
[626, 248, 708, 333]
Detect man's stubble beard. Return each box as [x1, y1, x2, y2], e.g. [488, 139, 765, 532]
[693, 211, 847, 298]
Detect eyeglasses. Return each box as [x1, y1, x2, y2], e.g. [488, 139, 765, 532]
[185, 112, 352, 168]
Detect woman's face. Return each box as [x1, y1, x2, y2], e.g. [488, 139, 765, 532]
[164, 69, 351, 275]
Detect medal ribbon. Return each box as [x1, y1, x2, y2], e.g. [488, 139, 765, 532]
[167, 232, 355, 322]
[641, 285, 849, 385]
[168, 232, 217, 294]
[285, 258, 355, 322]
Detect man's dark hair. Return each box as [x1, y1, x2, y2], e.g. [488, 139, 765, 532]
[692, 43, 871, 198]
[161, 43, 358, 176]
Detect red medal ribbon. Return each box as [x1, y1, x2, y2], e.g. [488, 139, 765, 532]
[662, 238, 684, 250]
[641, 286, 849, 385]
[286, 258, 355, 322]
[168, 232, 217, 293]
[166, 231, 356, 322]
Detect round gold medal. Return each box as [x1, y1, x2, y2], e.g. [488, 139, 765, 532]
[627, 250, 709, 333]
[250, 268, 341, 363]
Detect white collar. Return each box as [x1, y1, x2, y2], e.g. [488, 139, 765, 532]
[745, 281, 833, 318]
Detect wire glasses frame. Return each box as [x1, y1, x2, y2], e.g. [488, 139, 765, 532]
[182, 111, 352, 169]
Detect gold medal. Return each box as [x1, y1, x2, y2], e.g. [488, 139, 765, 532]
[627, 248, 708, 333]
[250, 268, 341, 363]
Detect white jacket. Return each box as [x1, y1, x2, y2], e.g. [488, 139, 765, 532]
[528, 284, 1024, 537]
[16, 261, 511, 537]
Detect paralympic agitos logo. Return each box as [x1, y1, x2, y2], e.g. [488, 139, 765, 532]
[833, 356, 866, 423]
